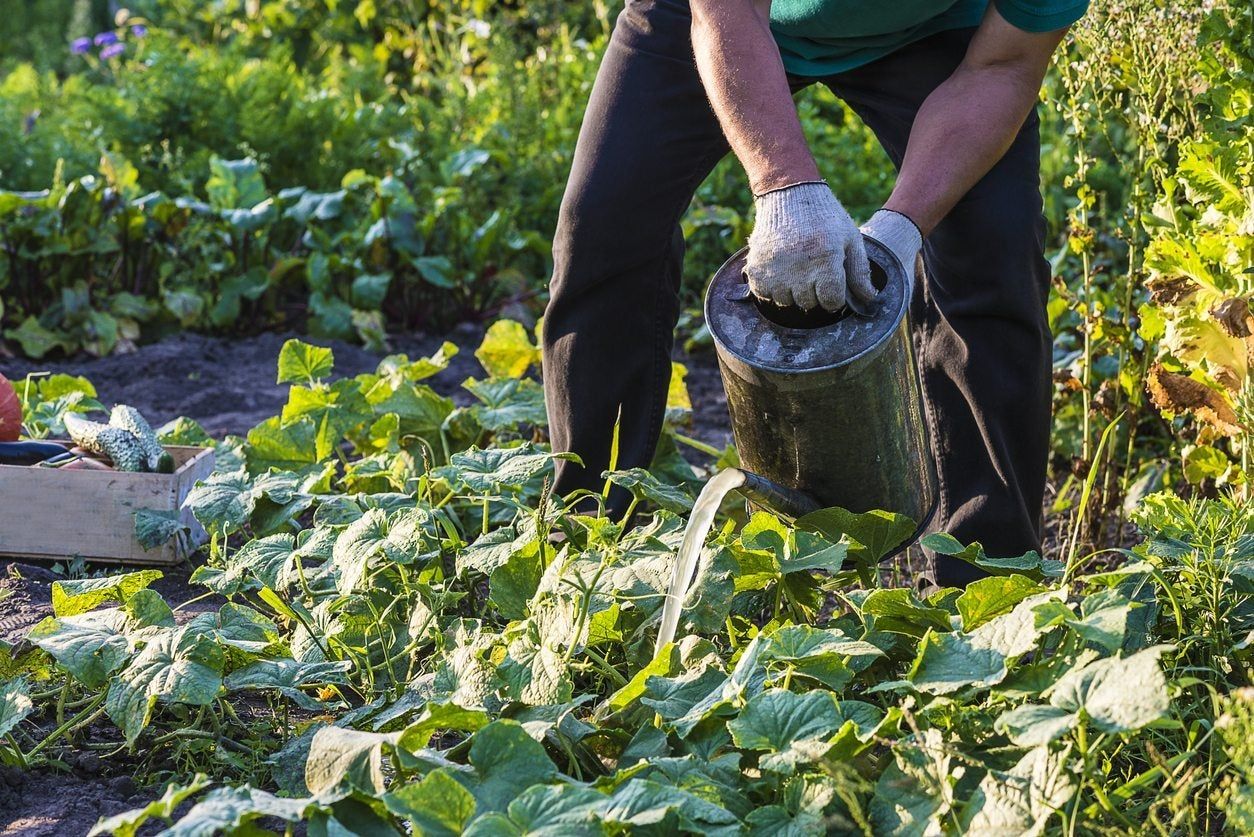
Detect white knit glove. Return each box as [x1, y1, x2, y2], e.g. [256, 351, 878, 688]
[746, 182, 877, 313]
[860, 208, 923, 282]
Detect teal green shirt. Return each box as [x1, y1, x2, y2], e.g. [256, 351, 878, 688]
[771, 0, 1089, 76]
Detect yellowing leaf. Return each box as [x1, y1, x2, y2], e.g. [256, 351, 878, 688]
[668, 362, 692, 411]
[1162, 314, 1249, 390]
[476, 320, 541, 379]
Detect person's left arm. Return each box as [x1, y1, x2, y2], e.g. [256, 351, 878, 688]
[880, 5, 1069, 236]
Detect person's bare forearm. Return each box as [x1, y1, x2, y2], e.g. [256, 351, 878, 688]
[882, 66, 1042, 235]
[690, 0, 817, 195]
[885, 11, 1066, 235]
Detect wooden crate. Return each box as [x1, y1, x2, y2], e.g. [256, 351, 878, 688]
[0, 445, 215, 566]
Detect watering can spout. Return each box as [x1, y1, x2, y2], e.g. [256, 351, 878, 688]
[736, 470, 823, 519]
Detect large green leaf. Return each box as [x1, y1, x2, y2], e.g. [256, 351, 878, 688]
[465, 377, 549, 433]
[641, 665, 728, 721]
[0, 678, 33, 738]
[277, 339, 335, 385]
[329, 508, 425, 594]
[305, 726, 399, 797]
[796, 506, 917, 565]
[245, 416, 321, 475]
[437, 444, 575, 493]
[51, 570, 162, 617]
[604, 468, 694, 514]
[105, 626, 226, 744]
[28, 610, 131, 688]
[489, 549, 545, 621]
[459, 526, 529, 576]
[996, 645, 1172, 746]
[455, 721, 559, 813]
[861, 588, 953, 636]
[602, 778, 739, 835]
[666, 636, 769, 738]
[957, 574, 1047, 631]
[762, 624, 882, 691]
[967, 590, 1066, 659]
[1067, 588, 1137, 653]
[728, 688, 841, 773]
[905, 630, 1007, 696]
[462, 783, 607, 837]
[1049, 645, 1172, 734]
[959, 745, 1075, 836]
[780, 531, 848, 575]
[184, 470, 259, 531]
[383, 771, 478, 836]
[499, 633, 574, 706]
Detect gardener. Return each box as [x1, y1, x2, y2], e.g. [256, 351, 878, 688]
[542, 0, 1088, 588]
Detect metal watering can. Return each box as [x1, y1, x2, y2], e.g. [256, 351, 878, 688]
[653, 237, 940, 655]
[703, 234, 939, 551]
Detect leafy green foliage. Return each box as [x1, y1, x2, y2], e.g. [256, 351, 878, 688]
[0, 332, 1250, 834]
[1, 1, 1252, 832]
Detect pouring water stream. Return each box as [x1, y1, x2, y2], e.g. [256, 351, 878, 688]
[654, 468, 748, 656]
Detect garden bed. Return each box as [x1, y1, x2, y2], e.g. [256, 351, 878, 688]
[0, 326, 735, 835]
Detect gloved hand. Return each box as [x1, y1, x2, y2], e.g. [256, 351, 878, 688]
[860, 208, 923, 282]
[745, 182, 876, 313]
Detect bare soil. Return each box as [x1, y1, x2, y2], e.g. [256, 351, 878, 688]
[0, 324, 731, 452]
[0, 327, 731, 836]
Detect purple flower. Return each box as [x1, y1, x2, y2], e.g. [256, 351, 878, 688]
[100, 42, 125, 59]
[130, 24, 148, 38]
[93, 31, 118, 46]
[70, 37, 92, 54]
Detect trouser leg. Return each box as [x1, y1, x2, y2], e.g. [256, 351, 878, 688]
[826, 29, 1053, 587]
[543, 0, 730, 513]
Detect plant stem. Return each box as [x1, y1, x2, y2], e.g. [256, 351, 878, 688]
[582, 646, 627, 688]
[27, 692, 106, 759]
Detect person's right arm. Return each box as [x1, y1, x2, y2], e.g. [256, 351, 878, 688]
[690, 0, 875, 312]
[689, 0, 817, 194]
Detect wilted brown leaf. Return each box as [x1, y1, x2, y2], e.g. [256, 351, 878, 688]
[1052, 370, 1083, 392]
[1094, 379, 1120, 418]
[1147, 364, 1244, 436]
[1211, 297, 1253, 338]
[1146, 275, 1198, 305]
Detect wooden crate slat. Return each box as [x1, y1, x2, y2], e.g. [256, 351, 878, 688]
[0, 445, 215, 566]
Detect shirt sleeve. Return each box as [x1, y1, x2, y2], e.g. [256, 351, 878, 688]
[993, 0, 1090, 32]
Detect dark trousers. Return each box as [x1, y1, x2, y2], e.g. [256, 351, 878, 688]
[541, 0, 1053, 588]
